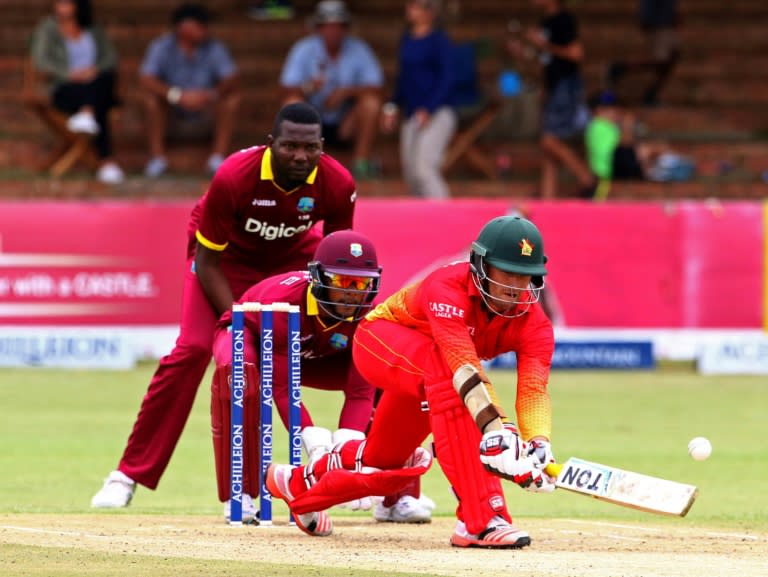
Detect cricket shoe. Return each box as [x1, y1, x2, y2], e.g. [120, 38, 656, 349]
[223, 493, 258, 524]
[91, 470, 136, 508]
[450, 516, 531, 549]
[265, 464, 333, 537]
[373, 495, 432, 524]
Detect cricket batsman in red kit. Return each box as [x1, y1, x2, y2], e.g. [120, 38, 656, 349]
[91, 103, 357, 509]
[266, 215, 557, 548]
[210, 230, 381, 528]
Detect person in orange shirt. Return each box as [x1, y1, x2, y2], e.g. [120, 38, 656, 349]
[266, 215, 556, 548]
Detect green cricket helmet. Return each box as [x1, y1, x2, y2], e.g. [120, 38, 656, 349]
[469, 216, 547, 317]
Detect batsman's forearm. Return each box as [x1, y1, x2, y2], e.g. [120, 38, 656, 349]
[452, 364, 504, 433]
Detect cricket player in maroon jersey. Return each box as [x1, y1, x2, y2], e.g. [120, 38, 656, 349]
[265, 215, 557, 547]
[210, 230, 380, 532]
[91, 102, 357, 509]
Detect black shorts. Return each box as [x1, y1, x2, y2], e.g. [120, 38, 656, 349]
[612, 145, 645, 180]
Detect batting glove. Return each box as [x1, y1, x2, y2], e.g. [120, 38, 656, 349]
[527, 439, 555, 469]
[479, 424, 535, 486]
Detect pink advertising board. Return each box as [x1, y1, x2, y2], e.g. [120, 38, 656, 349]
[0, 199, 764, 328]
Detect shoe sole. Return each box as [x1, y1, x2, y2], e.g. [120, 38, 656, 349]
[450, 534, 531, 549]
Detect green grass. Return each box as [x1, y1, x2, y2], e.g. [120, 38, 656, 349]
[0, 363, 766, 530]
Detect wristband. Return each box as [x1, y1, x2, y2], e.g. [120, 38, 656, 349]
[166, 86, 182, 105]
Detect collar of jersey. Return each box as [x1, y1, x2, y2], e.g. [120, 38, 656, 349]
[306, 287, 345, 331]
[261, 148, 318, 193]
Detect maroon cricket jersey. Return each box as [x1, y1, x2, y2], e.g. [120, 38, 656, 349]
[220, 271, 359, 359]
[189, 146, 356, 268]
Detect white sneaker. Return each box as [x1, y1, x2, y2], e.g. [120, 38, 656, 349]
[223, 493, 258, 524]
[91, 470, 135, 508]
[97, 162, 125, 184]
[450, 515, 531, 549]
[373, 495, 432, 524]
[67, 111, 100, 135]
[144, 156, 168, 178]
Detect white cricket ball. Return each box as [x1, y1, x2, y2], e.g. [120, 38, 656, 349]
[688, 437, 712, 461]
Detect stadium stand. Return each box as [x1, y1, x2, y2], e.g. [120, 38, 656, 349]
[1, 0, 767, 199]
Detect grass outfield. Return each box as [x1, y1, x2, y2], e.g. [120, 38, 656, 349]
[0, 364, 766, 575]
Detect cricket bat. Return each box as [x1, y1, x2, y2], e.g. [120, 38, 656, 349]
[543, 457, 698, 517]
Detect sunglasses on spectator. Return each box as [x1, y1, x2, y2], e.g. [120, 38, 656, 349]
[324, 273, 373, 291]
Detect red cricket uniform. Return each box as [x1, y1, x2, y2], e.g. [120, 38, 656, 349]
[351, 261, 554, 534]
[212, 271, 375, 432]
[118, 146, 356, 490]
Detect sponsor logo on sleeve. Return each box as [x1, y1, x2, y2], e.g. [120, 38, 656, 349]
[428, 302, 465, 319]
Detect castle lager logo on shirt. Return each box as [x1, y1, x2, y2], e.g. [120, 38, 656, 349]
[429, 302, 465, 319]
[329, 333, 349, 350]
[519, 238, 534, 256]
[350, 243, 363, 257]
[297, 197, 315, 213]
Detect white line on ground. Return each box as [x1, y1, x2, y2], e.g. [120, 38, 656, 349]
[705, 531, 759, 541]
[0, 525, 106, 539]
[564, 520, 662, 532]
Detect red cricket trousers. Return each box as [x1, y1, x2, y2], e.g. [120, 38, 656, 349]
[352, 318, 510, 534]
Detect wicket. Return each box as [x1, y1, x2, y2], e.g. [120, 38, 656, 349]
[230, 302, 302, 526]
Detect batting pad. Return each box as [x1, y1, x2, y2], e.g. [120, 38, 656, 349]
[211, 362, 261, 502]
[427, 377, 511, 534]
[290, 448, 432, 515]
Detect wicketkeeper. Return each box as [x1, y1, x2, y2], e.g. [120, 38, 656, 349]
[266, 215, 557, 548]
[210, 229, 392, 530]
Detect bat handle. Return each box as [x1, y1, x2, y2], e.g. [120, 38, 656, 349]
[544, 462, 563, 477]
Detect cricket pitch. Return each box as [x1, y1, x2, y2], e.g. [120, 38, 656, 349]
[1, 514, 765, 577]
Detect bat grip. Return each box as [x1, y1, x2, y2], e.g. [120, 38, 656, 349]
[544, 462, 563, 477]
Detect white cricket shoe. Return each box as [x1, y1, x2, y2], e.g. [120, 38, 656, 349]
[223, 493, 258, 524]
[373, 495, 432, 524]
[450, 516, 531, 549]
[91, 470, 136, 508]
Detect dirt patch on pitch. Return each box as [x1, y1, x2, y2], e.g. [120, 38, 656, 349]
[1, 514, 766, 577]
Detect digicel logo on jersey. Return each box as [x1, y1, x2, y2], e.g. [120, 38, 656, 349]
[429, 302, 465, 319]
[245, 219, 314, 240]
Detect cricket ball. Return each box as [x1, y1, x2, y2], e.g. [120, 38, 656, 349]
[688, 437, 712, 461]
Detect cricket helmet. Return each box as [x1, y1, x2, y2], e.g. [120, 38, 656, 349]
[308, 230, 381, 321]
[469, 216, 547, 317]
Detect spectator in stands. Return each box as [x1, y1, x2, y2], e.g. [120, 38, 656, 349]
[280, 1, 383, 179]
[585, 90, 692, 189]
[606, 0, 680, 107]
[30, 0, 124, 184]
[139, 2, 242, 177]
[381, 0, 457, 199]
[247, 0, 295, 21]
[510, 0, 596, 199]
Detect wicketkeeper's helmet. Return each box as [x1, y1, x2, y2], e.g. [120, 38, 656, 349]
[308, 230, 381, 321]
